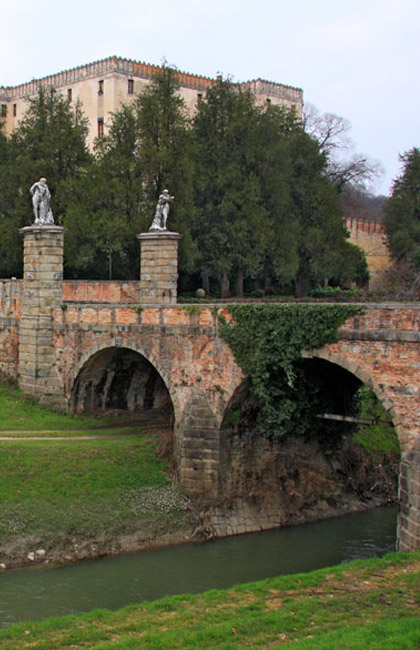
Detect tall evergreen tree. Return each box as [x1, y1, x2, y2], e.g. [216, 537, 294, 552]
[65, 66, 196, 278]
[193, 80, 353, 297]
[64, 105, 145, 278]
[134, 66, 196, 272]
[385, 148, 420, 266]
[0, 87, 90, 277]
[193, 78, 268, 297]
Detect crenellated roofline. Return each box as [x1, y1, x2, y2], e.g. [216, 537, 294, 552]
[0, 56, 303, 102]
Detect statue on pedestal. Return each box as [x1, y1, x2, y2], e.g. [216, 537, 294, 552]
[149, 189, 174, 232]
[29, 178, 54, 225]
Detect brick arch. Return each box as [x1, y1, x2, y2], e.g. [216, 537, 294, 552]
[70, 340, 182, 424]
[215, 373, 245, 428]
[303, 348, 408, 452]
[218, 375, 248, 429]
[219, 348, 407, 453]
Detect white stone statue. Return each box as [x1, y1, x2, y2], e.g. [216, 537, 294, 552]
[149, 189, 174, 231]
[29, 178, 54, 225]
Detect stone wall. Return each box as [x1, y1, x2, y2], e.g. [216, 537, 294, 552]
[62, 280, 139, 304]
[345, 219, 392, 287]
[0, 279, 23, 318]
[0, 319, 19, 379]
[0, 281, 22, 379]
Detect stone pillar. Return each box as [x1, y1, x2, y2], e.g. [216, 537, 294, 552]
[137, 231, 181, 304]
[176, 390, 220, 497]
[397, 440, 420, 551]
[18, 225, 66, 409]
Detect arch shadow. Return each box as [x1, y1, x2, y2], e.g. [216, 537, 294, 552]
[71, 345, 176, 423]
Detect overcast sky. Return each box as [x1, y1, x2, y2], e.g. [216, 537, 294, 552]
[1, 0, 418, 196]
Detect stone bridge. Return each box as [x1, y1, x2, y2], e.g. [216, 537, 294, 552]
[0, 225, 419, 551]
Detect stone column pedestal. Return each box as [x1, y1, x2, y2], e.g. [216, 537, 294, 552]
[137, 231, 181, 304]
[18, 225, 66, 408]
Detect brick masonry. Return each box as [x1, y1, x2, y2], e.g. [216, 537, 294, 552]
[2, 224, 419, 549]
[138, 231, 181, 304]
[397, 437, 420, 551]
[18, 226, 67, 409]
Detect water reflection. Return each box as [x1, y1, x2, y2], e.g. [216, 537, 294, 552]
[0, 506, 397, 628]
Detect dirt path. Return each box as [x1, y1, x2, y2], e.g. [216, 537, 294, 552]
[0, 423, 171, 441]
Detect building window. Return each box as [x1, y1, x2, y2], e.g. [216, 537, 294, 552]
[197, 93, 203, 102]
[67, 88, 72, 102]
[1, 105, 7, 118]
[97, 118, 104, 138]
[128, 79, 134, 94]
[98, 80, 104, 95]
[266, 98, 272, 107]
[13, 104, 17, 117]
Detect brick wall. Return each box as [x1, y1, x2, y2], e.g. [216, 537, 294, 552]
[62, 280, 140, 304]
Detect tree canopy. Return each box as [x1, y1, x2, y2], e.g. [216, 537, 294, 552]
[0, 72, 368, 295]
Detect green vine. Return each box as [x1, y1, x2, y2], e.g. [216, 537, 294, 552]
[220, 304, 361, 439]
[182, 304, 200, 315]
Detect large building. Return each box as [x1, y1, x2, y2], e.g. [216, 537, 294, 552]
[0, 56, 303, 147]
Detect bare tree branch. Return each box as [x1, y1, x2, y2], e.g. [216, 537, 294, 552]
[304, 103, 383, 192]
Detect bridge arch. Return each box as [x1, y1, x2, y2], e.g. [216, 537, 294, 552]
[215, 350, 403, 538]
[220, 349, 406, 457]
[302, 348, 409, 452]
[70, 342, 180, 423]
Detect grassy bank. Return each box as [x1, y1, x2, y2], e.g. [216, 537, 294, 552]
[0, 435, 191, 566]
[0, 381, 120, 431]
[0, 551, 418, 649]
[0, 380, 191, 566]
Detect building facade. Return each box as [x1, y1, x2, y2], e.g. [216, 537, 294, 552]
[0, 56, 303, 147]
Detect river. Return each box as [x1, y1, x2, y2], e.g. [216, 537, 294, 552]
[0, 505, 397, 629]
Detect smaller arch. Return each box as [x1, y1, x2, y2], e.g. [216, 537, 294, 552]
[70, 340, 182, 423]
[71, 344, 177, 424]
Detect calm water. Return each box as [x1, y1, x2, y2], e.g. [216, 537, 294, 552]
[0, 506, 397, 628]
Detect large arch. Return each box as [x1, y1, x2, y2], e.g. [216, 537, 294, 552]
[302, 348, 409, 452]
[71, 344, 176, 423]
[215, 351, 402, 536]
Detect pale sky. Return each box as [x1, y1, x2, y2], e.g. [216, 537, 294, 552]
[1, 0, 419, 195]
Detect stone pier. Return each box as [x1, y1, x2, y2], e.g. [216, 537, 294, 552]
[18, 225, 66, 408]
[397, 439, 420, 551]
[137, 231, 181, 304]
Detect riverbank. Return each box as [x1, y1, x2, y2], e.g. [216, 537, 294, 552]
[0, 551, 419, 649]
[0, 378, 400, 569]
[0, 433, 198, 570]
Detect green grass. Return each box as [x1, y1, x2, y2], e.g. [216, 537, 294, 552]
[0, 437, 179, 541]
[354, 388, 401, 461]
[0, 551, 418, 649]
[0, 382, 120, 431]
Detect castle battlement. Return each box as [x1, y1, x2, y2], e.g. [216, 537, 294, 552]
[1, 56, 301, 100]
[1, 56, 221, 100]
[240, 78, 302, 103]
[345, 218, 391, 286]
[0, 56, 303, 146]
[346, 218, 386, 235]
